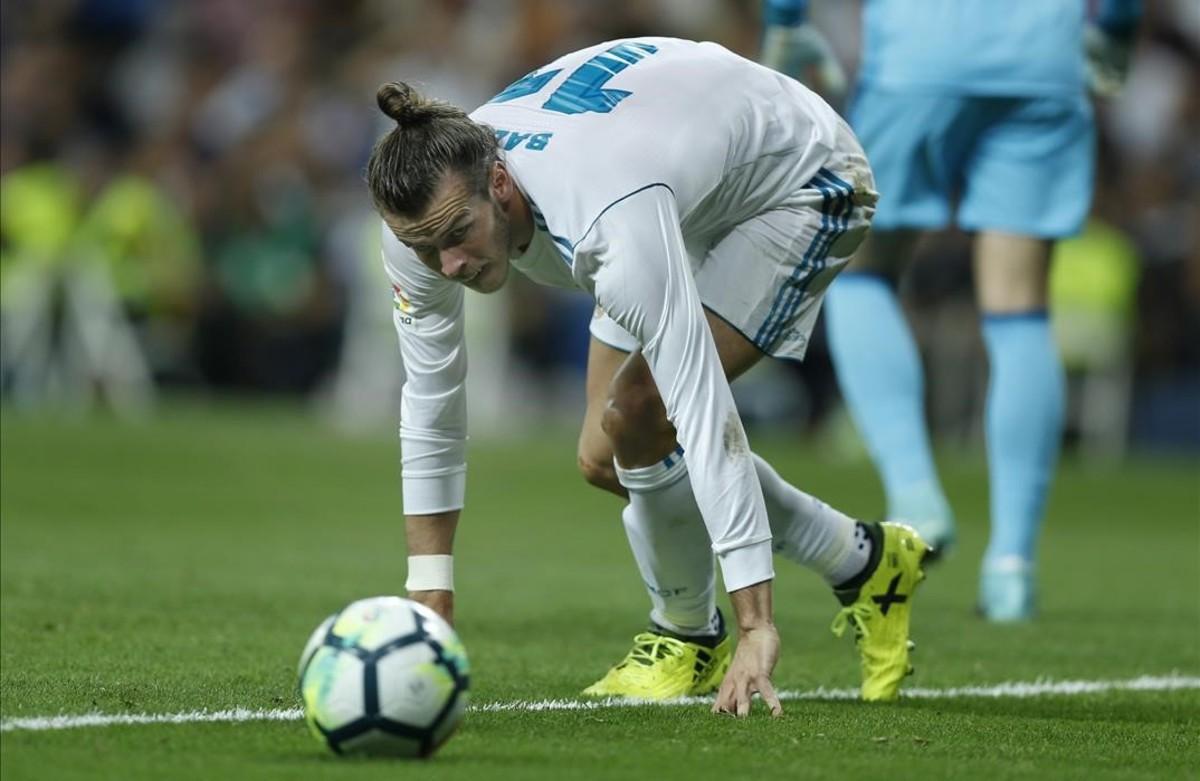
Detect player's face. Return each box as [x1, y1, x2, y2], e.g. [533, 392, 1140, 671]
[386, 171, 512, 294]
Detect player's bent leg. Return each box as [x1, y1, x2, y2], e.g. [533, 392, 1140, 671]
[825, 231, 957, 555]
[582, 346, 731, 699]
[746, 392, 933, 700]
[973, 233, 1064, 622]
[754, 452, 867, 585]
[604, 375, 717, 640]
[742, 456, 935, 702]
[590, 311, 934, 700]
[597, 316, 762, 645]
[582, 314, 760, 699]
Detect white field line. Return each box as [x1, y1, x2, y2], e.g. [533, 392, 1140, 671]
[2, 673, 1197, 733]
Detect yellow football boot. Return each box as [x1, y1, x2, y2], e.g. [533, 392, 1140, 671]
[582, 629, 731, 699]
[831, 522, 930, 701]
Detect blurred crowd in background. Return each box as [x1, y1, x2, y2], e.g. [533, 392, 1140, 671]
[1, 0, 1197, 455]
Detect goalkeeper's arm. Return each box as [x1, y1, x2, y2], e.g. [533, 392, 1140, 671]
[759, 0, 847, 98]
[1085, 0, 1144, 97]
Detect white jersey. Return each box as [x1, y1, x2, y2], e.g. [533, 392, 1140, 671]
[384, 38, 851, 589]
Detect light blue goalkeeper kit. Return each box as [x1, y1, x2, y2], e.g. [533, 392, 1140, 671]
[768, 0, 1142, 618]
[767, 0, 1141, 234]
[770, 0, 1141, 96]
[766, 0, 1141, 87]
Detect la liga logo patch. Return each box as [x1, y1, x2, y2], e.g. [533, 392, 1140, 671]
[391, 283, 412, 313]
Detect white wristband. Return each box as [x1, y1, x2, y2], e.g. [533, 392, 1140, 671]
[405, 555, 454, 592]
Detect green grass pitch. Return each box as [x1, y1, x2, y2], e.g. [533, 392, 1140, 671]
[1, 402, 1197, 779]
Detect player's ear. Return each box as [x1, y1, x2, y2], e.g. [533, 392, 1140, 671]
[489, 160, 512, 203]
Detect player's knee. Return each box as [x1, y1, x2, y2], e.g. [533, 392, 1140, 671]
[601, 388, 674, 467]
[601, 382, 661, 443]
[599, 401, 631, 451]
[601, 352, 677, 464]
[605, 355, 662, 423]
[577, 449, 622, 495]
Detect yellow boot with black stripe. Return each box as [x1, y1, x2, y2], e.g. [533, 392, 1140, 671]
[583, 613, 731, 699]
[831, 522, 930, 701]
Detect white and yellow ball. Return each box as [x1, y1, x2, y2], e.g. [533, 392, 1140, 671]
[298, 596, 469, 757]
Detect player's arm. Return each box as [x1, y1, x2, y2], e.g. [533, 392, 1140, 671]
[759, 0, 847, 98]
[1085, 0, 1143, 97]
[382, 223, 468, 625]
[405, 512, 458, 623]
[574, 186, 781, 717]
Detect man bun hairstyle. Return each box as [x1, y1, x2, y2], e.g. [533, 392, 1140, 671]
[367, 81, 497, 218]
[376, 82, 457, 126]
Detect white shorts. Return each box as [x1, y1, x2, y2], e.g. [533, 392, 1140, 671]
[591, 151, 877, 361]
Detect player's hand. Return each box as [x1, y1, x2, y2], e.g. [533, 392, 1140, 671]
[712, 624, 783, 718]
[408, 589, 454, 626]
[760, 23, 847, 98]
[1084, 23, 1134, 98]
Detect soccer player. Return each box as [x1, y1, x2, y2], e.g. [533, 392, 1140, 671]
[760, 0, 1141, 621]
[371, 38, 931, 714]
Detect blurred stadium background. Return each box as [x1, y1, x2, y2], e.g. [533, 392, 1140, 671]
[1, 3, 1197, 776]
[1, 0, 1197, 450]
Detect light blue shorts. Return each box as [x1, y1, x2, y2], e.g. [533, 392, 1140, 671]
[849, 87, 1094, 238]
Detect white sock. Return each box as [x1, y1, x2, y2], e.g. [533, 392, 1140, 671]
[753, 453, 869, 585]
[616, 452, 720, 637]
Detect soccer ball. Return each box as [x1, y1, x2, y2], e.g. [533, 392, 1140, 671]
[297, 596, 470, 757]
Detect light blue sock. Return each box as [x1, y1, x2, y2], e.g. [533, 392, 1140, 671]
[981, 313, 1065, 566]
[825, 273, 952, 528]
